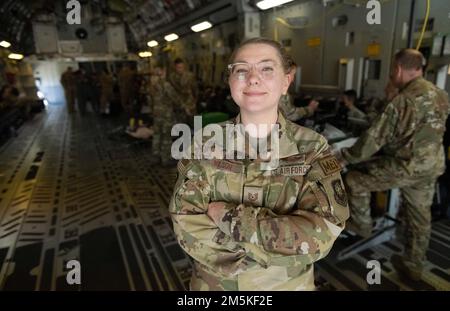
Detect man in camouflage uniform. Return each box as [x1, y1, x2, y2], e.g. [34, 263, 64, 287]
[60, 67, 76, 113]
[338, 49, 450, 281]
[150, 66, 183, 167]
[169, 111, 349, 290]
[169, 58, 198, 125]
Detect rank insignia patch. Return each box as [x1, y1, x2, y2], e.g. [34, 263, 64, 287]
[243, 186, 263, 206]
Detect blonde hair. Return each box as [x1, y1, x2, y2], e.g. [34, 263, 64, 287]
[228, 37, 292, 74]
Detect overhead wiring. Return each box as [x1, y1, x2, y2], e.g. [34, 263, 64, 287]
[415, 0, 430, 50]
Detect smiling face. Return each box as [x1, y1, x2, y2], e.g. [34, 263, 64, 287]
[228, 43, 290, 116]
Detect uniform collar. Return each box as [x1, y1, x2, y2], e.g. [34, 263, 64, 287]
[230, 110, 299, 159]
[400, 76, 423, 92]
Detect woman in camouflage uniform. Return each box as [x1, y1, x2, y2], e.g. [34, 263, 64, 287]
[169, 38, 349, 291]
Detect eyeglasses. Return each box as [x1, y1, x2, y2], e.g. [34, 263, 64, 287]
[227, 61, 279, 81]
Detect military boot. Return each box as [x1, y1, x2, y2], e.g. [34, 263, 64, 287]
[391, 254, 422, 281]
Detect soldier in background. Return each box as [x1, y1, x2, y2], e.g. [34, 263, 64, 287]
[99, 69, 114, 115]
[169, 38, 349, 291]
[88, 71, 100, 114]
[341, 90, 368, 121]
[60, 67, 76, 113]
[336, 49, 450, 281]
[75, 69, 90, 115]
[118, 64, 136, 113]
[169, 58, 198, 125]
[279, 60, 319, 122]
[150, 65, 182, 167]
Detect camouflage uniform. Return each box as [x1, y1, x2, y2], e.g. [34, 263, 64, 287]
[169, 112, 349, 290]
[365, 98, 387, 123]
[99, 72, 114, 113]
[341, 77, 450, 273]
[150, 76, 183, 164]
[61, 70, 76, 113]
[279, 94, 314, 122]
[169, 71, 198, 123]
[347, 105, 368, 121]
[118, 66, 136, 113]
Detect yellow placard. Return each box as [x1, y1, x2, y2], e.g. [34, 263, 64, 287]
[307, 37, 321, 47]
[367, 43, 381, 56]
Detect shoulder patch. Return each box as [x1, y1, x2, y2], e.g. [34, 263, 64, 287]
[331, 179, 347, 206]
[318, 156, 341, 176]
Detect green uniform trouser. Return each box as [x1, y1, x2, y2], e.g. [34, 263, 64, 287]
[344, 157, 437, 271]
[152, 117, 173, 163]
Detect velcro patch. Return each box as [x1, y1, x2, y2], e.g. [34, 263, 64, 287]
[274, 164, 311, 176]
[318, 156, 341, 176]
[243, 186, 263, 206]
[211, 159, 243, 173]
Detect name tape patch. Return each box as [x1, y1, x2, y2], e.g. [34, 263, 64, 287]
[274, 164, 311, 176]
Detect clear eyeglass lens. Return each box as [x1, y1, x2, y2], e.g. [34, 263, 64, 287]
[229, 62, 276, 80]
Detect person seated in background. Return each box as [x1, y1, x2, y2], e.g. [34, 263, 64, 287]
[0, 85, 31, 119]
[279, 59, 319, 122]
[341, 90, 368, 122]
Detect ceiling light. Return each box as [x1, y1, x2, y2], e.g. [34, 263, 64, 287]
[164, 33, 179, 42]
[191, 21, 212, 33]
[138, 51, 152, 58]
[0, 40, 11, 48]
[256, 0, 294, 10]
[8, 53, 24, 60]
[147, 40, 158, 47]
